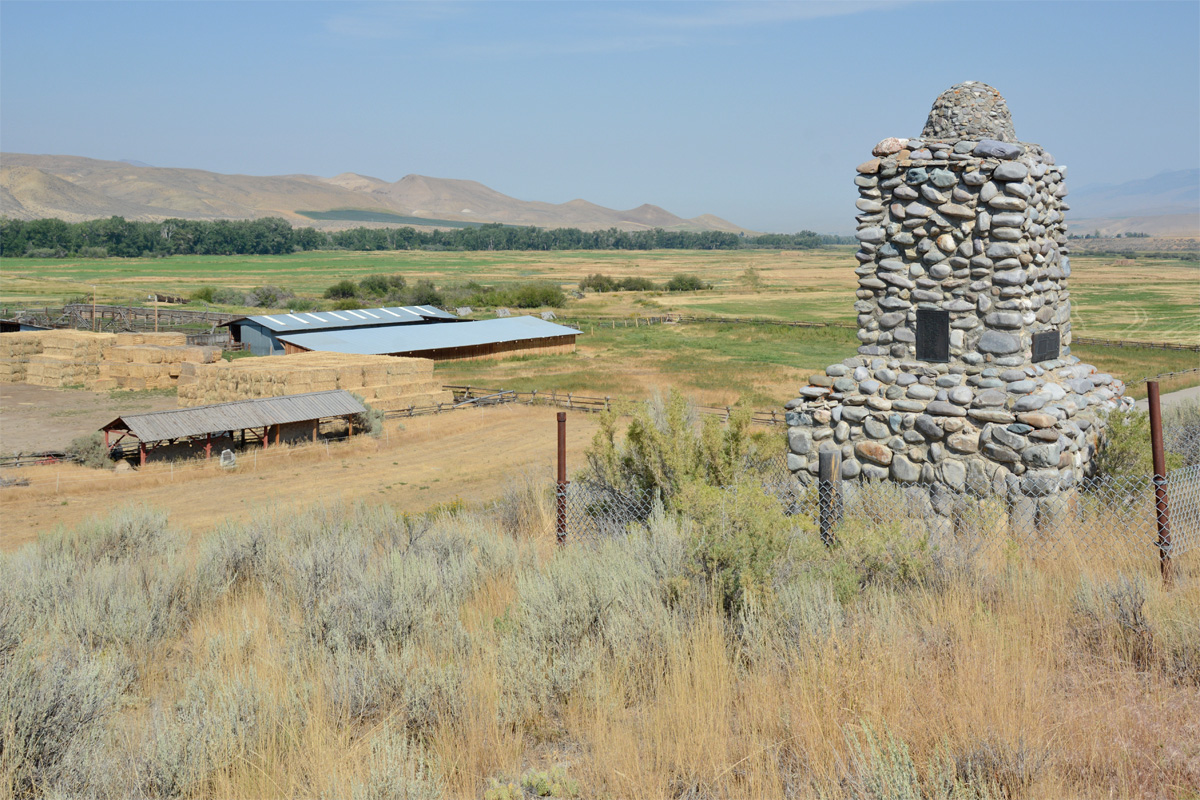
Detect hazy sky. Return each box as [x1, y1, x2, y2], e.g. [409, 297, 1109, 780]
[2, 1, 1197, 233]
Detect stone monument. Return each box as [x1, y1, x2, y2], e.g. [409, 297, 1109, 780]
[785, 82, 1127, 526]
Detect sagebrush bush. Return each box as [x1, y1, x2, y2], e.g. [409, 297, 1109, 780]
[67, 432, 112, 469]
[0, 644, 131, 797]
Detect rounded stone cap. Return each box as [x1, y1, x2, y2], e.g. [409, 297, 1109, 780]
[921, 81, 1017, 142]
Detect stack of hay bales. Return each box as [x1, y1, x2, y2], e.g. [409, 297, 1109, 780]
[177, 352, 452, 410]
[0, 330, 220, 391]
[24, 332, 116, 387]
[0, 332, 45, 383]
[98, 332, 220, 390]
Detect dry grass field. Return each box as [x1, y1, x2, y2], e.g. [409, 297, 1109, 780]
[2, 488, 1198, 799]
[0, 404, 599, 552]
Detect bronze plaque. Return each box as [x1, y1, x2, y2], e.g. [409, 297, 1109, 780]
[1032, 330, 1060, 363]
[915, 308, 950, 362]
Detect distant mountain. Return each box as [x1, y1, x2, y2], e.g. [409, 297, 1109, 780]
[1067, 169, 1199, 237]
[0, 153, 748, 233]
[119, 159, 154, 168]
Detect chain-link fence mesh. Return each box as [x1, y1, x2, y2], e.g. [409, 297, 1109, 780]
[558, 466, 1198, 561]
[555, 395, 1200, 569]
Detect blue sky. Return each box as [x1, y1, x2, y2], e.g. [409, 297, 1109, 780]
[2, 1, 1197, 233]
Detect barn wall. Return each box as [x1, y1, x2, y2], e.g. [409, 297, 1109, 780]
[235, 321, 286, 356]
[391, 335, 577, 362]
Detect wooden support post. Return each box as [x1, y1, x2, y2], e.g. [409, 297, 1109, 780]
[139, 441, 146, 467]
[313, 419, 318, 443]
[205, 432, 212, 460]
[818, 450, 842, 547]
[275, 424, 281, 446]
[1148, 381, 1173, 586]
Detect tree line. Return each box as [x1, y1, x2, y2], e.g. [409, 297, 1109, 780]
[0, 216, 853, 258]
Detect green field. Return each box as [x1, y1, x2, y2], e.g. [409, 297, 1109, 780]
[1, 248, 1195, 405]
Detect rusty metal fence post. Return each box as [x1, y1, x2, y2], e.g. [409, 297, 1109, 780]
[818, 450, 842, 546]
[556, 412, 568, 544]
[1147, 381, 1173, 585]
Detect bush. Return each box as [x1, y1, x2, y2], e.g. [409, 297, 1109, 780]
[1095, 408, 1183, 477]
[68, 432, 113, 469]
[324, 280, 360, 300]
[245, 285, 294, 308]
[408, 279, 444, 306]
[359, 274, 407, 297]
[579, 273, 617, 293]
[77, 246, 108, 259]
[510, 281, 566, 308]
[24, 247, 67, 258]
[664, 273, 710, 291]
[618, 276, 657, 291]
[288, 296, 320, 312]
[191, 287, 216, 303]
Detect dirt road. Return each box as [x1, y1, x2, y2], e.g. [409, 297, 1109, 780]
[1, 383, 178, 453]
[0, 404, 601, 551]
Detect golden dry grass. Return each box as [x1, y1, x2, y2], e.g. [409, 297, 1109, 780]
[0, 404, 600, 551]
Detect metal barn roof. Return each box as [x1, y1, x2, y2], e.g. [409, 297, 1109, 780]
[101, 390, 366, 443]
[225, 306, 458, 333]
[276, 315, 580, 356]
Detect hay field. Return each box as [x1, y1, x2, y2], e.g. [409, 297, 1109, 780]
[2, 248, 1196, 342]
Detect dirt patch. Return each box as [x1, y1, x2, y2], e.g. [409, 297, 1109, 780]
[0, 382, 178, 453]
[0, 404, 601, 551]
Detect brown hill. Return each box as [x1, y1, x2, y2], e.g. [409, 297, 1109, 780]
[0, 153, 748, 233]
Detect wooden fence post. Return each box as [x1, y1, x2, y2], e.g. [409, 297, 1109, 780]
[818, 450, 842, 547]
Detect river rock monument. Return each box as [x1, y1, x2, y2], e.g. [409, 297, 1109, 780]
[785, 82, 1127, 526]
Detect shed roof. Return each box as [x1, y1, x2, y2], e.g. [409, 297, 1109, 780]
[101, 390, 366, 443]
[276, 315, 580, 356]
[224, 306, 458, 333]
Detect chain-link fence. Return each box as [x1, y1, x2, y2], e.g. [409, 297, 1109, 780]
[557, 465, 1198, 562]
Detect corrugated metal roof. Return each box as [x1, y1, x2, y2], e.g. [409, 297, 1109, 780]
[101, 390, 367, 443]
[225, 306, 459, 333]
[276, 315, 581, 356]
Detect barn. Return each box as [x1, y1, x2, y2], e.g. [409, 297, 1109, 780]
[276, 315, 580, 361]
[223, 306, 461, 356]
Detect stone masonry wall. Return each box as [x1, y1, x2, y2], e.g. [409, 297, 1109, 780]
[853, 138, 1071, 366]
[786, 82, 1128, 516]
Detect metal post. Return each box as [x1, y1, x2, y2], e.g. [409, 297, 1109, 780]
[818, 450, 842, 547]
[1148, 381, 1173, 586]
[556, 411, 568, 544]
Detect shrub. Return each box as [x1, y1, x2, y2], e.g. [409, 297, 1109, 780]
[77, 246, 108, 259]
[1094, 408, 1183, 477]
[24, 247, 67, 258]
[333, 297, 363, 310]
[191, 287, 216, 303]
[359, 274, 407, 297]
[68, 432, 112, 469]
[618, 276, 657, 291]
[0, 644, 130, 797]
[510, 282, 566, 308]
[245, 285, 294, 308]
[408, 279, 444, 306]
[324, 279, 360, 300]
[349, 395, 386, 438]
[288, 296, 320, 312]
[664, 273, 710, 291]
[579, 273, 617, 293]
